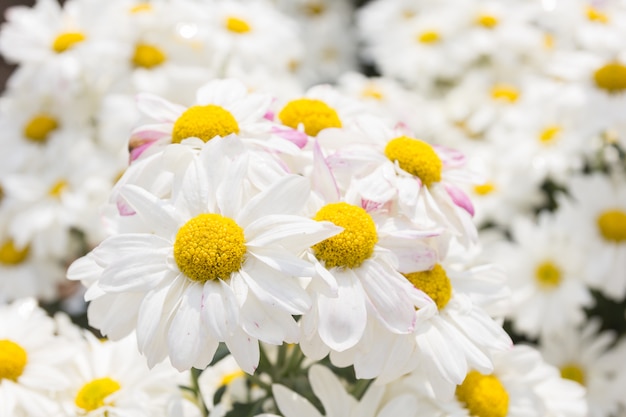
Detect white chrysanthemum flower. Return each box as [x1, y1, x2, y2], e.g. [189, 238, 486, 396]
[273, 364, 419, 417]
[555, 174, 626, 300]
[485, 214, 594, 339]
[68, 138, 341, 373]
[318, 116, 479, 245]
[541, 320, 621, 417]
[392, 344, 587, 417]
[130, 78, 299, 161]
[0, 298, 73, 417]
[59, 332, 186, 417]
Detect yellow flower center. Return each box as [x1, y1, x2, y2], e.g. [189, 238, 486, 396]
[75, 377, 121, 412]
[417, 30, 440, 44]
[544, 33, 555, 49]
[586, 6, 609, 24]
[278, 98, 342, 137]
[225, 16, 251, 34]
[384, 136, 442, 187]
[404, 264, 452, 310]
[303, 2, 325, 16]
[52, 32, 86, 53]
[535, 261, 562, 289]
[23, 114, 58, 143]
[312, 202, 377, 269]
[491, 84, 520, 102]
[597, 209, 626, 243]
[171, 105, 240, 144]
[361, 85, 384, 100]
[132, 43, 167, 69]
[174, 214, 246, 282]
[0, 340, 28, 381]
[539, 125, 562, 144]
[456, 371, 509, 417]
[476, 14, 499, 29]
[220, 369, 245, 386]
[129, 3, 152, 13]
[593, 62, 626, 94]
[48, 180, 68, 198]
[560, 364, 586, 386]
[0, 240, 30, 265]
[473, 182, 496, 196]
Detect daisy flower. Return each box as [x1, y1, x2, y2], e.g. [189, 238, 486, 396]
[484, 214, 594, 339]
[59, 331, 186, 417]
[541, 320, 622, 417]
[130, 78, 300, 160]
[0, 298, 73, 417]
[68, 137, 341, 373]
[555, 173, 626, 300]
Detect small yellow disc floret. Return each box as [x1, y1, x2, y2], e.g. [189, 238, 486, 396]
[597, 209, 626, 243]
[456, 371, 509, 417]
[225, 16, 251, 34]
[52, 32, 86, 53]
[417, 30, 440, 44]
[535, 261, 562, 289]
[172, 105, 240, 144]
[594, 62, 626, 94]
[404, 264, 452, 310]
[278, 98, 342, 137]
[477, 14, 499, 29]
[0, 339, 28, 381]
[75, 377, 121, 411]
[384, 136, 442, 187]
[491, 84, 520, 102]
[132, 43, 167, 69]
[312, 202, 377, 269]
[0, 240, 30, 265]
[23, 114, 58, 143]
[561, 363, 586, 386]
[174, 213, 246, 282]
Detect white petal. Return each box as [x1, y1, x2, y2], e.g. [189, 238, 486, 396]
[136, 92, 185, 122]
[240, 294, 299, 344]
[246, 215, 342, 252]
[248, 246, 316, 277]
[225, 328, 259, 374]
[99, 252, 171, 292]
[309, 365, 355, 417]
[120, 184, 180, 238]
[201, 280, 239, 340]
[87, 293, 141, 340]
[272, 384, 323, 417]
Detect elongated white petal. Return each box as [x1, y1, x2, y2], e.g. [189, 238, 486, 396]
[309, 365, 355, 417]
[201, 280, 239, 340]
[119, 184, 180, 238]
[272, 384, 323, 417]
[246, 215, 341, 252]
[240, 294, 299, 344]
[136, 92, 184, 122]
[225, 328, 259, 374]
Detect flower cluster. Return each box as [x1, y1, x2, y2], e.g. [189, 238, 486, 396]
[0, 0, 625, 417]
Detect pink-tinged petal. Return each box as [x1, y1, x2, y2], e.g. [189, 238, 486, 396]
[317, 271, 367, 351]
[128, 139, 158, 162]
[312, 139, 340, 202]
[116, 196, 136, 216]
[168, 283, 215, 371]
[225, 328, 259, 374]
[270, 126, 308, 148]
[433, 144, 466, 168]
[240, 294, 299, 344]
[445, 184, 475, 216]
[392, 243, 437, 274]
[201, 280, 239, 340]
[136, 92, 185, 122]
[130, 124, 172, 141]
[264, 109, 275, 121]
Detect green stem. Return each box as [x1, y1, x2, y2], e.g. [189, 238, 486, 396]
[190, 367, 208, 417]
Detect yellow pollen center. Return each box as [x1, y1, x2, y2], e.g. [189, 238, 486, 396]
[404, 264, 452, 310]
[278, 98, 342, 137]
[361, 85, 384, 100]
[130, 3, 152, 13]
[312, 202, 377, 269]
[23, 114, 58, 143]
[491, 84, 520, 102]
[172, 105, 240, 144]
[593, 62, 626, 94]
[225, 16, 251, 34]
[597, 209, 626, 243]
[586, 6, 609, 23]
[220, 369, 245, 386]
[473, 182, 496, 196]
[0, 340, 28, 381]
[52, 32, 86, 53]
[535, 261, 562, 289]
[384, 136, 442, 187]
[456, 371, 509, 417]
[303, 2, 325, 16]
[477, 14, 499, 29]
[48, 180, 68, 198]
[539, 125, 562, 144]
[0, 240, 30, 265]
[417, 30, 440, 44]
[544, 33, 555, 49]
[132, 43, 167, 69]
[75, 377, 121, 412]
[560, 364, 586, 386]
[174, 214, 246, 282]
